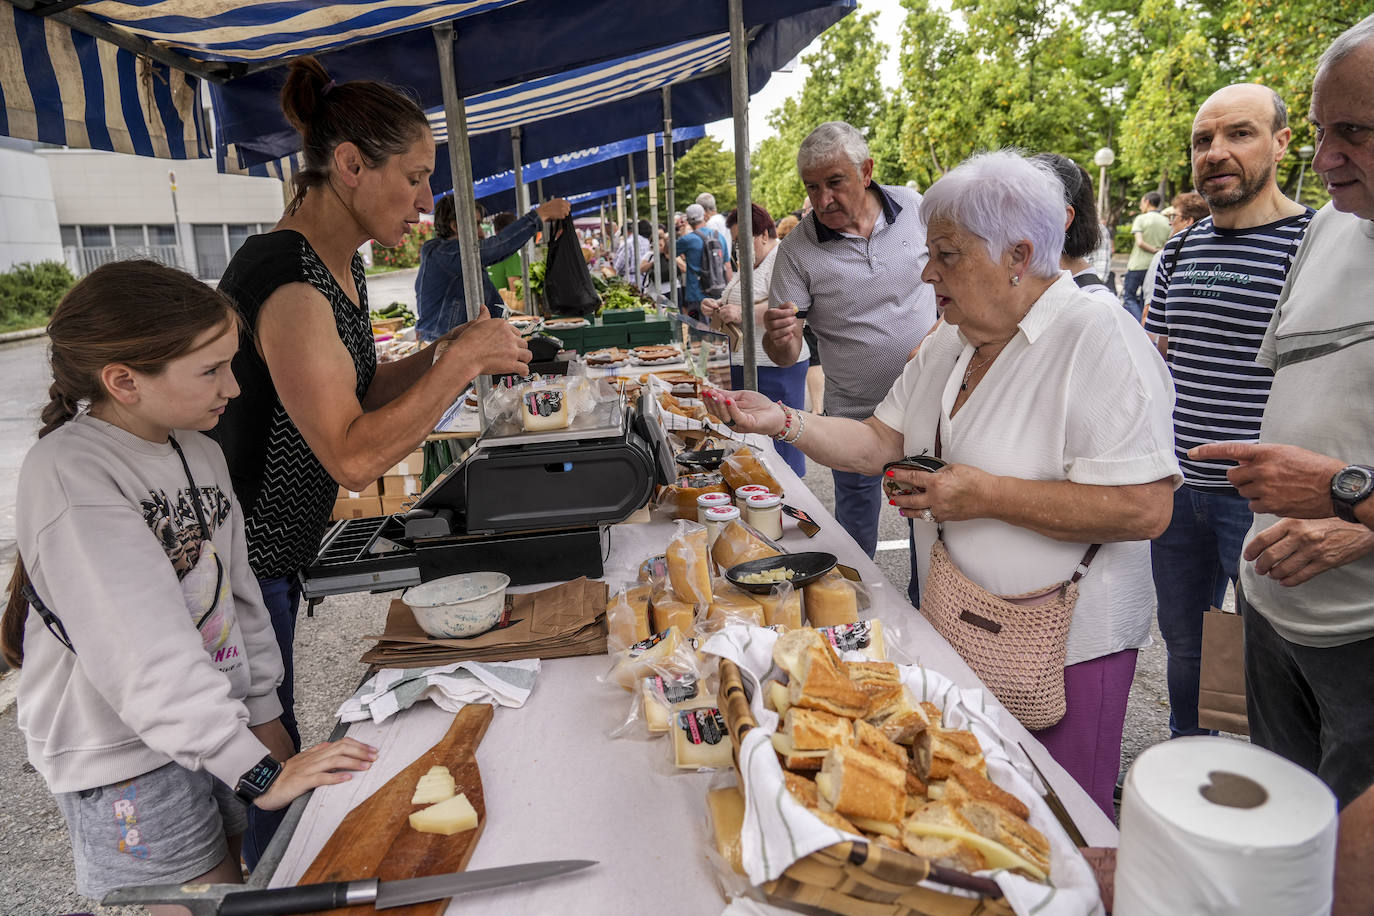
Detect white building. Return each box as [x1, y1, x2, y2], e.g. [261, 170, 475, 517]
[0, 138, 64, 271]
[39, 148, 286, 280]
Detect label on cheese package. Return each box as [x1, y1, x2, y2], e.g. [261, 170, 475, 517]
[821, 620, 880, 654]
[655, 673, 701, 704]
[672, 707, 732, 769]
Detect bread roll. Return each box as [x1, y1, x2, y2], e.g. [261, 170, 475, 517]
[803, 570, 858, 627]
[815, 745, 906, 825]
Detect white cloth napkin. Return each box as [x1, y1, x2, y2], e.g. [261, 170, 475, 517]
[701, 625, 1104, 916]
[337, 659, 541, 724]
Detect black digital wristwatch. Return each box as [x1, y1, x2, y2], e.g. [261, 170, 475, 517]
[234, 755, 284, 805]
[1331, 465, 1374, 523]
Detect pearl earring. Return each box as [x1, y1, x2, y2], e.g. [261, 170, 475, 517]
[1010, 274, 1021, 286]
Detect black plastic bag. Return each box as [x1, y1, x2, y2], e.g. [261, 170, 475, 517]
[543, 217, 599, 315]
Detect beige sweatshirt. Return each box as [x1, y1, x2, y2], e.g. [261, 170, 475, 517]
[15, 415, 284, 793]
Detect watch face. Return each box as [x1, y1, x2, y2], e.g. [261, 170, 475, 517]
[242, 757, 281, 793]
[1335, 467, 1373, 499]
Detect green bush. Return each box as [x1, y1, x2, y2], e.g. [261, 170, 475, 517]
[0, 261, 76, 333]
[372, 222, 435, 270]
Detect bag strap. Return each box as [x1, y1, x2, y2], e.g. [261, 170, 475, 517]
[932, 403, 1099, 578]
[1072, 272, 1104, 290]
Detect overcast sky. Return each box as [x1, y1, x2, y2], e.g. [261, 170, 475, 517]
[705, 0, 906, 150]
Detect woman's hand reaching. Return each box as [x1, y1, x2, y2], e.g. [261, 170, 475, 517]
[702, 388, 786, 437]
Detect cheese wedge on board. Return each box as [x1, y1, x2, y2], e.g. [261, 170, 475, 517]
[408, 792, 478, 835]
[410, 765, 457, 804]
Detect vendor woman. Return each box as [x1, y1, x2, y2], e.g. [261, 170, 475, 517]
[214, 57, 532, 862]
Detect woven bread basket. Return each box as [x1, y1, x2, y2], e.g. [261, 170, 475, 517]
[718, 658, 1016, 916]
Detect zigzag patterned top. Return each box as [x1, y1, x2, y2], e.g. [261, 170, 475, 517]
[214, 231, 376, 579]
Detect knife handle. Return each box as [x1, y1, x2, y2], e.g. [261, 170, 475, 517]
[220, 879, 377, 916]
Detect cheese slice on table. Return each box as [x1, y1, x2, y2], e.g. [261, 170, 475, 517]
[411, 765, 457, 804]
[803, 571, 859, 627]
[607, 585, 652, 649]
[608, 626, 685, 689]
[757, 588, 802, 630]
[409, 792, 478, 835]
[707, 786, 747, 875]
[672, 707, 733, 769]
[641, 672, 712, 733]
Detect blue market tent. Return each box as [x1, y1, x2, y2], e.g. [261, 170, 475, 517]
[473, 127, 705, 215]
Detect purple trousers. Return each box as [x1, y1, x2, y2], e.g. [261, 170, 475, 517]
[1030, 648, 1138, 821]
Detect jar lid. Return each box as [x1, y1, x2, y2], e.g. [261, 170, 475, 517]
[746, 493, 782, 509]
[736, 484, 770, 496]
[697, 492, 733, 506]
[705, 505, 742, 521]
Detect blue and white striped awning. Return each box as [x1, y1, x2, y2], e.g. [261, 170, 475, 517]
[28, 0, 526, 65]
[1, 4, 208, 158]
[432, 35, 729, 143]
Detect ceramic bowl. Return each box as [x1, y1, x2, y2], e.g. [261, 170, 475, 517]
[402, 572, 511, 638]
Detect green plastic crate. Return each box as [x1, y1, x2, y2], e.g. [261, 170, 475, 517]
[600, 309, 648, 324]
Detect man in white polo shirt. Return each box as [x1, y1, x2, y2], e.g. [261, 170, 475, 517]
[762, 121, 936, 558]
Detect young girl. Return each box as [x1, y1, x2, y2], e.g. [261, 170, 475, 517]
[1, 260, 375, 911]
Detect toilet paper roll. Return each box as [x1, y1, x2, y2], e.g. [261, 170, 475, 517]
[1114, 737, 1337, 916]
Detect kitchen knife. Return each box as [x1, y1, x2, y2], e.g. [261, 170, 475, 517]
[1018, 741, 1088, 848]
[104, 859, 595, 916]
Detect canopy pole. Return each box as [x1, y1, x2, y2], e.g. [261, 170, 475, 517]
[627, 154, 640, 289]
[663, 87, 678, 316]
[616, 183, 625, 255]
[648, 133, 662, 314]
[600, 203, 608, 261]
[729, 0, 757, 392]
[433, 23, 491, 426]
[511, 127, 533, 317]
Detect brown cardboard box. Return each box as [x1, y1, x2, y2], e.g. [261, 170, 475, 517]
[381, 474, 421, 496]
[336, 481, 379, 499]
[332, 495, 382, 520]
[385, 449, 425, 478]
[381, 493, 413, 516]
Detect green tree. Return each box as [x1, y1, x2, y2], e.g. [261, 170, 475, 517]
[752, 10, 892, 218]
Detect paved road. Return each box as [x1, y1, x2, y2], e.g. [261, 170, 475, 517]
[0, 270, 1183, 913]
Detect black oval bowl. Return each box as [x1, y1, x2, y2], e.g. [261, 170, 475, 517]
[726, 551, 838, 594]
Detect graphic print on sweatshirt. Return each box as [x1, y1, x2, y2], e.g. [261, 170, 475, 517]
[140, 485, 238, 663]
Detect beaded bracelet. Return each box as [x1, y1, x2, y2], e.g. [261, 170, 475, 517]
[772, 403, 794, 441]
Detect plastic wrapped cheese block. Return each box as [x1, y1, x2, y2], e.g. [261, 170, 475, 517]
[707, 786, 748, 875]
[651, 590, 695, 635]
[671, 706, 734, 769]
[520, 380, 570, 431]
[803, 570, 859, 627]
[758, 586, 803, 630]
[707, 577, 765, 627]
[710, 519, 783, 570]
[816, 619, 887, 661]
[720, 445, 783, 496]
[606, 585, 652, 650]
[666, 521, 713, 608]
[608, 627, 686, 689]
[665, 472, 729, 520]
[641, 672, 713, 733]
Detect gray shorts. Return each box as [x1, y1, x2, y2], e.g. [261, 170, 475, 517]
[54, 762, 247, 899]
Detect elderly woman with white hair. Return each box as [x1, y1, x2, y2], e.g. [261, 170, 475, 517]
[705, 150, 1179, 817]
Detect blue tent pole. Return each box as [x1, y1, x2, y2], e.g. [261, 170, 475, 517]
[663, 87, 678, 314]
[511, 126, 532, 315]
[433, 22, 491, 423]
[730, 0, 757, 392]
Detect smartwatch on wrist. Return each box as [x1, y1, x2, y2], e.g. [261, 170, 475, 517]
[234, 755, 283, 805]
[1330, 465, 1374, 523]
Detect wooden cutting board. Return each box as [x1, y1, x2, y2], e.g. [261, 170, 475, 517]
[298, 703, 494, 915]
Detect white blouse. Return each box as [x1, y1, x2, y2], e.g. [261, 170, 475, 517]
[873, 273, 1180, 665]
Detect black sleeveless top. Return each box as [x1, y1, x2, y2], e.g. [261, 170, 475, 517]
[214, 230, 376, 578]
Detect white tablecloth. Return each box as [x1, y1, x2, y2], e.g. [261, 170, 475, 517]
[270, 437, 1116, 913]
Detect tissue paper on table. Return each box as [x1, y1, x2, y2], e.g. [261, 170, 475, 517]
[337, 658, 541, 724]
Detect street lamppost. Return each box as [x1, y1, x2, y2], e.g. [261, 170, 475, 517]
[1296, 145, 1315, 203]
[168, 170, 184, 270]
[1093, 147, 1115, 223]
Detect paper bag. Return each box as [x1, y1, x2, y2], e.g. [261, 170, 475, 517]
[1198, 605, 1249, 736]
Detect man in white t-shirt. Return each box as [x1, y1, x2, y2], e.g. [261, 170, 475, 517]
[1190, 20, 1374, 913]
